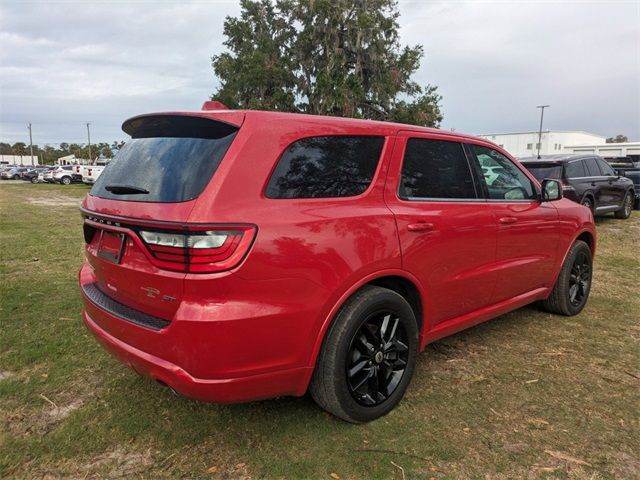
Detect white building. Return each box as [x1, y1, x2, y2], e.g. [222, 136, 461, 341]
[479, 131, 607, 158]
[563, 142, 640, 160]
[0, 154, 39, 166]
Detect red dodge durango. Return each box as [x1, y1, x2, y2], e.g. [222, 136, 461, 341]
[79, 103, 596, 422]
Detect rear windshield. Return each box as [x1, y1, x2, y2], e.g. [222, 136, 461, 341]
[522, 164, 562, 182]
[90, 115, 238, 203]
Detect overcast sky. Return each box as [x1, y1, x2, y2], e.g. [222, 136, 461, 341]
[0, 0, 638, 145]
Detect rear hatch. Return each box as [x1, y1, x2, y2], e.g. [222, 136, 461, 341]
[81, 113, 244, 321]
[520, 162, 563, 183]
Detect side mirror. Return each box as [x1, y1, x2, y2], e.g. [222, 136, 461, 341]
[541, 179, 562, 202]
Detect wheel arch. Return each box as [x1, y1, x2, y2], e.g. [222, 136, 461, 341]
[545, 227, 595, 300]
[576, 230, 595, 256]
[581, 191, 595, 204]
[302, 270, 427, 390]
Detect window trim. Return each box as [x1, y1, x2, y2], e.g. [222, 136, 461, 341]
[396, 137, 481, 202]
[262, 134, 388, 201]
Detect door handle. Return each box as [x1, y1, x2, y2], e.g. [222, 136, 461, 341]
[407, 222, 435, 232]
[499, 216, 518, 225]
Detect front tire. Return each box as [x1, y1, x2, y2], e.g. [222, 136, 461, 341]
[540, 240, 592, 316]
[60, 176, 71, 185]
[309, 285, 419, 423]
[30, 176, 38, 184]
[614, 192, 633, 219]
[581, 195, 594, 215]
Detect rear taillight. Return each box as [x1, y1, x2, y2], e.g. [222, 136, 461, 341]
[138, 226, 256, 273]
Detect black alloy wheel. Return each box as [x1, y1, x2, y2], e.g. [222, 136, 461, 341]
[309, 285, 418, 423]
[346, 311, 409, 406]
[615, 192, 633, 219]
[568, 251, 591, 307]
[540, 240, 592, 316]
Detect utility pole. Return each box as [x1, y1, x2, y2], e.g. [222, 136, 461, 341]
[86, 122, 93, 165]
[536, 105, 550, 159]
[27, 122, 34, 166]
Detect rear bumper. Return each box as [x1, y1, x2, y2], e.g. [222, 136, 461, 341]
[79, 257, 315, 403]
[83, 309, 311, 403]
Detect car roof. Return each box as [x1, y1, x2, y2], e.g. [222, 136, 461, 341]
[519, 154, 601, 163]
[123, 109, 492, 145]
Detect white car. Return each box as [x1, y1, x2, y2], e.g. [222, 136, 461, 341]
[52, 166, 75, 185]
[82, 165, 105, 184]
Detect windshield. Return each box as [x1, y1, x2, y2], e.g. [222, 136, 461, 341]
[522, 164, 562, 182]
[90, 115, 238, 203]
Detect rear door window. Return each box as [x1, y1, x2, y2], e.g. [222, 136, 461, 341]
[399, 139, 477, 200]
[583, 157, 601, 176]
[265, 136, 384, 199]
[91, 115, 238, 203]
[565, 160, 586, 178]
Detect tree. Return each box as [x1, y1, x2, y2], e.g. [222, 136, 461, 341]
[101, 144, 113, 159]
[12, 142, 27, 156]
[212, 0, 442, 127]
[0, 142, 11, 155]
[606, 134, 628, 143]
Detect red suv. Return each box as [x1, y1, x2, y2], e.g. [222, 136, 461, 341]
[79, 105, 596, 423]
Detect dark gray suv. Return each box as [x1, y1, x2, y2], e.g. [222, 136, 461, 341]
[520, 154, 635, 219]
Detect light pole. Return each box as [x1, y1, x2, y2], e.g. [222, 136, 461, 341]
[86, 122, 93, 165]
[27, 122, 34, 166]
[536, 105, 550, 159]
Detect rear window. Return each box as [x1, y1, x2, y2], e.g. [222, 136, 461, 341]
[522, 164, 563, 181]
[265, 136, 385, 199]
[90, 115, 238, 203]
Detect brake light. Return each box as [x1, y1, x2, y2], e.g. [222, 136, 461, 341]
[138, 226, 256, 273]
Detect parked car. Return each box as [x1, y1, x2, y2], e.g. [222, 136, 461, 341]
[42, 167, 57, 183]
[72, 164, 84, 182]
[81, 165, 105, 184]
[520, 154, 635, 219]
[1, 167, 29, 180]
[21, 169, 40, 183]
[37, 166, 57, 183]
[79, 107, 596, 423]
[51, 165, 76, 185]
[607, 157, 640, 210]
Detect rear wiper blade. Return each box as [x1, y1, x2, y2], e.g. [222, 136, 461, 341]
[104, 184, 149, 194]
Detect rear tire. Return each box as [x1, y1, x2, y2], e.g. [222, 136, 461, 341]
[540, 240, 592, 316]
[614, 192, 633, 219]
[60, 176, 71, 185]
[309, 286, 419, 423]
[30, 177, 38, 184]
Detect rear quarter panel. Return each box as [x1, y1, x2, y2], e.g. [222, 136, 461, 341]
[182, 115, 403, 376]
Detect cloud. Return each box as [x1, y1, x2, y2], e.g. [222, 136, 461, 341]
[0, 0, 638, 145]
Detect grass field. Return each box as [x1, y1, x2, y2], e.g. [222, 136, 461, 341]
[1, 182, 638, 479]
